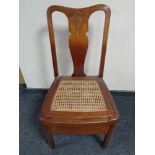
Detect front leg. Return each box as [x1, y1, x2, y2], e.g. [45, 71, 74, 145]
[43, 126, 55, 149]
[102, 124, 115, 148]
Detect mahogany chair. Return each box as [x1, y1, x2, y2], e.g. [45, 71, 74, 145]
[39, 4, 119, 149]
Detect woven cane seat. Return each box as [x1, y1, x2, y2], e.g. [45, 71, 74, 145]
[50, 79, 107, 112]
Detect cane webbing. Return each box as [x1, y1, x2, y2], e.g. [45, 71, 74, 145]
[50, 80, 107, 112]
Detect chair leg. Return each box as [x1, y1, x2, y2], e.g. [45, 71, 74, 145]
[46, 133, 55, 149]
[43, 127, 55, 149]
[102, 125, 115, 148]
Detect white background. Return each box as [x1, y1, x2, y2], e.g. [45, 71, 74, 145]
[20, 0, 135, 90]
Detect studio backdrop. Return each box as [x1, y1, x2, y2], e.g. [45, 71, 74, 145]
[19, 0, 135, 90]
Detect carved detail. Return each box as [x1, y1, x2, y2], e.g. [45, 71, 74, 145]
[70, 16, 83, 31]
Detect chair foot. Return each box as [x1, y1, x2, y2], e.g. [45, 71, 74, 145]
[101, 125, 115, 148]
[43, 127, 55, 149]
[47, 134, 55, 149]
[102, 134, 110, 148]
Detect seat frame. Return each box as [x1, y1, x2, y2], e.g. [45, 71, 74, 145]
[39, 4, 119, 149]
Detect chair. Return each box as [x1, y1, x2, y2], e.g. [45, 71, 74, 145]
[39, 4, 119, 149]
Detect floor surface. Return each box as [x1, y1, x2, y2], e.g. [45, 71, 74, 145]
[19, 86, 135, 155]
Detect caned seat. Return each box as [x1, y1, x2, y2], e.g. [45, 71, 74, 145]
[39, 4, 119, 149]
[40, 76, 117, 123]
[51, 78, 107, 112]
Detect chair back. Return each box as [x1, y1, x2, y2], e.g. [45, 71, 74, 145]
[47, 4, 111, 77]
